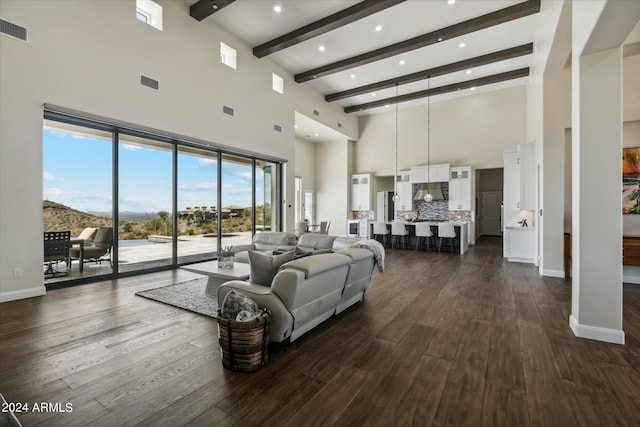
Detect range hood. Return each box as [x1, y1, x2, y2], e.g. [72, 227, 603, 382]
[413, 183, 445, 201]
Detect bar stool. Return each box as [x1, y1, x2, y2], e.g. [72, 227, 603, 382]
[438, 223, 457, 253]
[372, 222, 390, 247]
[414, 222, 433, 251]
[391, 221, 409, 249]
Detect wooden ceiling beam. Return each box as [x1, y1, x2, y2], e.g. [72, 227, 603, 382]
[296, 0, 540, 83]
[343, 67, 530, 113]
[253, 0, 407, 58]
[325, 43, 533, 102]
[190, 0, 236, 22]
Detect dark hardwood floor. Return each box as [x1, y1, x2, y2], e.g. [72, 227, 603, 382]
[2, 236, 640, 426]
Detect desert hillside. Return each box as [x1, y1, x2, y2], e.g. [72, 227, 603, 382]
[43, 200, 111, 236]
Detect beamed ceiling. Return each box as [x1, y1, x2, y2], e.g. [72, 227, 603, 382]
[188, 0, 545, 139]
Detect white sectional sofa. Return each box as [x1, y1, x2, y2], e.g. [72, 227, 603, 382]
[218, 246, 376, 343]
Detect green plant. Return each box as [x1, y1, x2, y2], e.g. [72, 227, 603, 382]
[220, 245, 234, 257]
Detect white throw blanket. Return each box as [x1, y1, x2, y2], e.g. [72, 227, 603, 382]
[349, 239, 385, 272]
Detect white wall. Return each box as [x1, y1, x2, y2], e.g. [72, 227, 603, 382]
[315, 140, 349, 236]
[0, 0, 356, 300]
[295, 138, 316, 192]
[356, 86, 528, 175]
[541, 67, 572, 276]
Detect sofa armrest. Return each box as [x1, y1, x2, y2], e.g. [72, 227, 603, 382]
[218, 280, 294, 343]
[229, 243, 255, 254]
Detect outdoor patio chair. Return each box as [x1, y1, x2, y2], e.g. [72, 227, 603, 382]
[69, 226, 113, 269]
[44, 231, 71, 277]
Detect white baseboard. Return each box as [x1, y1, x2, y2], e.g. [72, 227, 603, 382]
[507, 257, 536, 264]
[0, 285, 46, 303]
[623, 266, 640, 284]
[622, 274, 640, 284]
[569, 314, 625, 345]
[542, 269, 565, 278]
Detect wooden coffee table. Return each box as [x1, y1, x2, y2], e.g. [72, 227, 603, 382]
[180, 261, 251, 295]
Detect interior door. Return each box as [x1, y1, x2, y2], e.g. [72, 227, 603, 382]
[480, 190, 503, 236]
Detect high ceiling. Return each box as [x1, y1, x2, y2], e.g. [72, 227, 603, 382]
[185, 0, 636, 142]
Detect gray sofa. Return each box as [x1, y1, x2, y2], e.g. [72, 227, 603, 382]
[230, 231, 297, 263]
[218, 246, 376, 343]
[231, 232, 360, 264]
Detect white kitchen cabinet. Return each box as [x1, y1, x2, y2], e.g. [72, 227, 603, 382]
[431, 164, 450, 182]
[448, 166, 472, 211]
[351, 174, 372, 211]
[410, 164, 450, 183]
[503, 143, 535, 225]
[395, 171, 412, 211]
[505, 227, 536, 263]
[503, 150, 521, 223]
[520, 143, 536, 211]
[410, 166, 426, 183]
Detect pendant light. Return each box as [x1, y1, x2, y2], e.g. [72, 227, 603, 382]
[424, 77, 433, 202]
[392, 83, 400, 204]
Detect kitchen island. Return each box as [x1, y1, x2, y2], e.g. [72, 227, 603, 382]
[370, 221, 470, 254]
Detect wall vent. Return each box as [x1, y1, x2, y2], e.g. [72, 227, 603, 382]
[273, 124, 282, 132]
[313, 110, 320, 117]
[0, 19, 27, 41]
[223, 105, 234, 116]
[337, 122, 342, 128]
[140, 75, 159, 90]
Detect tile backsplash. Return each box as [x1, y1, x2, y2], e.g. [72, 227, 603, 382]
[397, 200, 473, 222]
[352, 210, 374, 220]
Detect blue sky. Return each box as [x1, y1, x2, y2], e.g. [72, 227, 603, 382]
[43, 129, 264, 214]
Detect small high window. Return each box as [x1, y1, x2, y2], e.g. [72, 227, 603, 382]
[136, 0, 163, 31]
[220, 42, 237, 69]
[272, 73, 284, 94]
[136, 10, 149, 24]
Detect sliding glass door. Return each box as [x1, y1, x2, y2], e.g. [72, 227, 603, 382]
[177, 146, 218, 263]
[118, 133, 173, 272]
[43, 112, 282, 284]
[220, 154, 254, 250]
[256, 159, 277, 232]
[42, 120, 114, 282]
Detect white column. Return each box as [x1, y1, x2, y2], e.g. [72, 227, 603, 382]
[570, 46, 624, 344]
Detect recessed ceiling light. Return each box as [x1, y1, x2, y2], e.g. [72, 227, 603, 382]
[318, 45, 326, 52]
[294, 124, 299, 128]
[274, 5, 282, 13]
[350, 74, 356, 79]
[371, 93, 376, 97]
[448, 0, 456, 5]
[399, 60, 405, 65]
[466, 69, 472, 74]
[385, 104, 390, 108]
[212, 4, 218, 9]
[458, 42, 466, 48]
[438, 37, 443, 42]
[314, 133, 319, 137]
[375, 25, 382, 32]
[470, 87, 476, 91]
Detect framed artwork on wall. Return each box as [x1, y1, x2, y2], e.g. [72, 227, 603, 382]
[623, 147, 640, 214]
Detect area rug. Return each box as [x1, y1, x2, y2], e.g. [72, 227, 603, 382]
[135, 278, 218, 318]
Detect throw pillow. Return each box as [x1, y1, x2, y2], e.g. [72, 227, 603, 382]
[248, 250, 295, 286]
